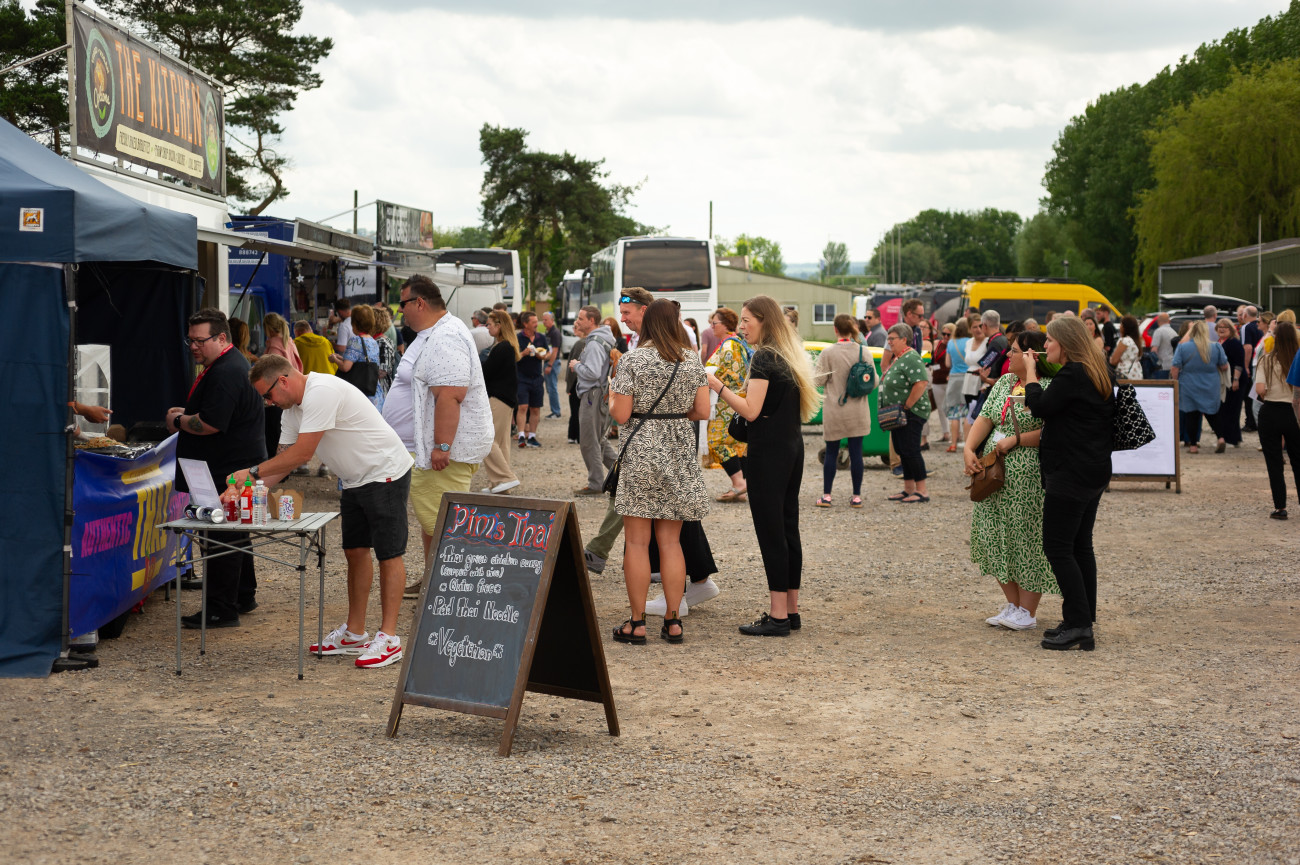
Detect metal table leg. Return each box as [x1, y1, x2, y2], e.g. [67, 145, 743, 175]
[199, 529, 208, 656]
[175, 530, 184, 676]
[297, 530, 308, 680]
[317, 526, 326, 661]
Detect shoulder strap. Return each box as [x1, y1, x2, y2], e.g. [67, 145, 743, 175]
[613, 361, 680, 463]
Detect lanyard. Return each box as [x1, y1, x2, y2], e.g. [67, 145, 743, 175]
[187, 344, 233, 400]
[999, 380, 1024, 425]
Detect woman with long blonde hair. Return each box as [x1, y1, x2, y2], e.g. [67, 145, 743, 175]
[479, 309, 522, 494]
[1022, 316, 1114, 651]
[708, 294, 821, 637]
[1171, 320, 1228, 454]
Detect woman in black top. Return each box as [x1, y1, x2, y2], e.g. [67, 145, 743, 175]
[709, 295, 822, 637]
[479, 310, 521, 493]
[1023, 316, 1115, 651]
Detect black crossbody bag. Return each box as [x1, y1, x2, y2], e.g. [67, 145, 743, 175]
[602, 362, 681, 497]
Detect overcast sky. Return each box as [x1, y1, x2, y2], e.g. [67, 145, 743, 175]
[277, 0, 1286, 264]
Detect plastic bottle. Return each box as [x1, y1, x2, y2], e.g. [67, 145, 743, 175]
[240, 479, 254, 525]
[253, 480, 268, 526]
[223, 475, 240, 523]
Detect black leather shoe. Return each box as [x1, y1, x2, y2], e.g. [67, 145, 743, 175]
[237, 598, 258, 614]
[181, 610, 240, 629]
[1043, 620, 1067, 638]
[1041, 626, 1094, 651]
[1270, 509, 1288, 520]
[739, 613, 791, 637]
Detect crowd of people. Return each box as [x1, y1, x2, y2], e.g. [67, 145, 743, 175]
[168, 285, 1300, 666]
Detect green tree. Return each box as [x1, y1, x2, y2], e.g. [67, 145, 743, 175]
[819, 241, 849, 281]
[479, 124, 651, 303]
[716, 234, 785, 275]
[1133, 60, 1300, 305]
[870, 208, 1021, 282]
[1043, 1, 1300, 306]
[429, 225, 494, 249]
[101, 0, 333, 214]
[0, 0, 66, 152]
[1013, 211, 1105, 286]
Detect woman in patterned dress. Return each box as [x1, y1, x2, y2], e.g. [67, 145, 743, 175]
[964, 330, 1059, 631]
[609, 300, 712, 645]
[705, 307, 750, 502]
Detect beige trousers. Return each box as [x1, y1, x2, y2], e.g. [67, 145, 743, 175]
[482, 397, 519, 486]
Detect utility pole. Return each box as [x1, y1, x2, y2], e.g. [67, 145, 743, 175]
[353, 190, 358, 235]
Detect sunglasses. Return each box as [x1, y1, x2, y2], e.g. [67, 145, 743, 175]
[259, 375, 285, 405]
[398, 296, 420, 309]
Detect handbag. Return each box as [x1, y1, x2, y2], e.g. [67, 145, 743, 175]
[727, 412, 748, 442]
[1112, 383, 1156, 451]
[337, 339, 379, 397]
[966, 407, 1020, 502]
[602, 361, 681, 496]
[877, 402, 908, 431]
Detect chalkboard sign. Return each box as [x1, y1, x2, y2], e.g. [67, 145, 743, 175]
[1110, 380, 1182, 493]
[386, 493, 618, 755]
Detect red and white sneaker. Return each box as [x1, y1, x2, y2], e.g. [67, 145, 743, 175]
[310, 623, 369, 655]
[355, 631, 403, 669]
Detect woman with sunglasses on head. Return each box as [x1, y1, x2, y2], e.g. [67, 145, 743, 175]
[1022, 316, 1115, 651]
[709, 295, 822, 636]
[965, 330, 1057, 632]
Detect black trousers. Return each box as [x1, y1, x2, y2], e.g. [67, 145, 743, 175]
[567, 391, 581, 441]
[1243, 387, 1258, 428]
[1042, 491, 1102, 629]
[890, 412, 927, 481]
[1258, 401, 1300, 510]
[202, 530, 256, 618]
[746, 439, 804, 593]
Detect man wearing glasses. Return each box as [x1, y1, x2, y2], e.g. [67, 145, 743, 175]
[228, 352, 415, 669]
[166, 308, 266, 629]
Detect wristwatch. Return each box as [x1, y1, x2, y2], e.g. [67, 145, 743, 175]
[435, 443, 450, 452]
[249, 464, 261, 480]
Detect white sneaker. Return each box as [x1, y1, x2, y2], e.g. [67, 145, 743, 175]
[310, 623, 369, 655]
[1001, 607, 1038, 630]
[644, 595, 688, 618]
[985, 603, 1015, 627]
[683, 578, 720, 607]
[491, 479, 521, 493]
[355, 631, 403, 668]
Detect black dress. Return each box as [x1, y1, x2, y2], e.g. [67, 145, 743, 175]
[1214, 337, 1244, 446]
[745, 348, 805, 594]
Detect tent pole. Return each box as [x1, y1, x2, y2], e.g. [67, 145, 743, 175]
[61, 264, 77, 661]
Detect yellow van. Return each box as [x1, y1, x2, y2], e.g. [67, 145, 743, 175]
[960, 278, 1120, 322]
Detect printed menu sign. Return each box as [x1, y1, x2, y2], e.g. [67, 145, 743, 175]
[387, 494, 617, 755]
[71, 2, 225, 195]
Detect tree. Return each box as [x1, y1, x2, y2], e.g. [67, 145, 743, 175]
[1043, 1, 1300, 306]
[0, 0, 66, 152]
[429, 224, 493, 249]
[819, 241, 849, 281]
[1133, 60, 1300, 305]
[1013, 211, 1105, 286]
[870, 208, 1022, 282]
[100, 0, 333, 214]
[479, 124, 651, 303]
[723, 234, 785, 275]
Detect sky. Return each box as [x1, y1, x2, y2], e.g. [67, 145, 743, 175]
[273, 0, 1289, 265]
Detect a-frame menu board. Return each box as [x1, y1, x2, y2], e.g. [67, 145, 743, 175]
[386, 493, 618, 755]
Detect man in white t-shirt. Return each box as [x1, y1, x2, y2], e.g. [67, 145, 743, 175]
[383, 275, 494, 596]
[331, 298, 354, 354]
[227, 354, 415, 670]
[1149, 313, 1178, 380]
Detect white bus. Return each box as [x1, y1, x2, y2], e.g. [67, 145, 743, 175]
[588, 236, 717, 330]
[555, 268, 589, 354]
[430, 247, 524, 312]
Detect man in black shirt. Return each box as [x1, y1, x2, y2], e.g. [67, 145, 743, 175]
[1096, 305, 1118, 355]
[514, 311, 549, 447]
[166, 308, 266, 628]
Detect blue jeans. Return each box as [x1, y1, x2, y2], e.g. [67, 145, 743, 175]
[1151, 369, 1170, 380]
[545, 363, 561, 415]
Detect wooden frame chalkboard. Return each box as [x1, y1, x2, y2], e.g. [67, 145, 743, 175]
[386, 493, 619, 755]
[1109, 380, 1182, 494]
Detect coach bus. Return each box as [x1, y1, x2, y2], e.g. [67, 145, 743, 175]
[587, 236, 717, 327]
[431, 247, 524, 312]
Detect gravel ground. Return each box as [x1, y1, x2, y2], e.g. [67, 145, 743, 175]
[3, 414, 1298, 865]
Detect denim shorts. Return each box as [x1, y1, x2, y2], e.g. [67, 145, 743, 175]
[339, 469, 411, 561]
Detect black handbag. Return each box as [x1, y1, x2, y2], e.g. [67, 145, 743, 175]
[602, 362, 681, 496]
[1111, 383, 1155, 451]
[727, 412, 748, 442]
[337, 340, 379, 397]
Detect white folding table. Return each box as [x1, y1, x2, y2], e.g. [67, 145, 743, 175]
[158, 512, 339, 679]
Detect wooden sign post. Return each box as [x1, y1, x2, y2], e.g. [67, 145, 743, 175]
[386, 493, 619, 755]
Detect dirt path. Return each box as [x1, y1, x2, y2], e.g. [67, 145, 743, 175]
[3, 416, 1298, 864]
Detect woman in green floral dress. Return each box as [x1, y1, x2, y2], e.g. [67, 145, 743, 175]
[963, 330, 1059, 632]
[705, 308, 751, 502]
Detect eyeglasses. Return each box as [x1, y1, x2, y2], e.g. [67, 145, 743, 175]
[397, 296, 419, 309]
[183, 334, 219, 347]
[259, 376, 284, 405]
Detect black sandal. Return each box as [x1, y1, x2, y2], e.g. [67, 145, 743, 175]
[613, 618, 647, 645]
[661, 615, 684, 644]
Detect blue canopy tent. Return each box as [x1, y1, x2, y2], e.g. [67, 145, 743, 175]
[0, 118, 198, 677]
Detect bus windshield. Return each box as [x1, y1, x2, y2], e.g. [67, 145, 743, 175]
[622, 242, 711, 292]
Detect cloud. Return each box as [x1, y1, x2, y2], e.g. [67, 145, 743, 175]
[274, 1, 1285, 261]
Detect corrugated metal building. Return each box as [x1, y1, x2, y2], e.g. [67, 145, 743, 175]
[1159, 239, 1300, 312]
[717, 263, 862, 342]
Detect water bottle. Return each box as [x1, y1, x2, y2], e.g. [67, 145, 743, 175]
[224, 475, 240, 523]
[240, 479, 254, 525]
[253, 480, 268, 526]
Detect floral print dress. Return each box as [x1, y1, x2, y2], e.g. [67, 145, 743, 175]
[705, 335, 750, 465]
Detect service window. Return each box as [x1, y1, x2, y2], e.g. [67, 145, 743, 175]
[1032, 299, 1078, 319]
[983, 299, 1032, 323]
[814, 303, 836, 324]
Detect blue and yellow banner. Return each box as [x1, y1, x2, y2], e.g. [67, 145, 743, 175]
[71, 434, 189, 635]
